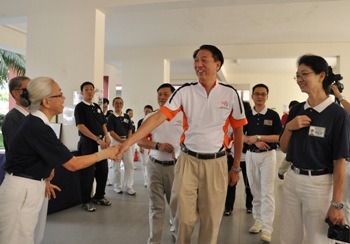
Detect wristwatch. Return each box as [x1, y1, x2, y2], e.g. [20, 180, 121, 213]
[331, 201, 344, 210]
[338, 96, 346, 102]
[257, 135, 261, 142]
[231, 167, 242, 173]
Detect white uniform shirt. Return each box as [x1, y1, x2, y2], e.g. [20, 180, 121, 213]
[143, 110, 183, 161]
[160, 80, 247, 153]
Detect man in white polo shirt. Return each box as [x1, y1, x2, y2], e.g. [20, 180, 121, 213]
[138, 83, 183, 244]
[117, 44, 247, 244]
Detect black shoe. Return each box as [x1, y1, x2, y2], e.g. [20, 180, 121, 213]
[224, 210, 232, 216]
[246, 208, 252, 214]
[92, 197, 112, 206]
[82, 202, 96, 212]
[278, 173, 284, 180]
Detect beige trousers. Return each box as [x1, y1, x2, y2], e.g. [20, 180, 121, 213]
[170, 152, 227, 244]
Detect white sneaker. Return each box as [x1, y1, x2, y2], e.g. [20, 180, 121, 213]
[249, 222, 263, 234]
[260, 232, 271, 242]
[169, 225, 175, 232]
[144, 181, 147, 187]
[114, 187, 123, 194]
[126, 188, 136, 195]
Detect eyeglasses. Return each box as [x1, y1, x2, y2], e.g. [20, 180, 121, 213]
[48, 93, 64, 98]
[294, 72, 314, 80]
[253, 92, 268, 97]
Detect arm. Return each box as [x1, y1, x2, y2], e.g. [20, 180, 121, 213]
[138, 137, 175, 154]
[117, 111, 167, 157]
[77, 124, 107, 148]
[63, 145, 118, 171]
[103, 124, 111, 146]
[280, 115, 311, 153]
[109, 131, 126, 143]
[228, 126, 243, 186]
[326, 158, 346, 225]
[330, 84, 350, 114]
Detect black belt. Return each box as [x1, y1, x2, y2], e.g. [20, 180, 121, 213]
[291, 165, 330, 176]
[181, 146, 226, 160]
[249, 148, 274, 153]
[9, 172, 43, 181]
[149, 156, 176, 166]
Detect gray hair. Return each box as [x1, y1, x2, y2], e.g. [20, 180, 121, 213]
[8, 76, 30, 98]
[27, 77, 55, 113]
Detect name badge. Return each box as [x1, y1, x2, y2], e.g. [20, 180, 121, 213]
[264, 120, 273, 126]
[309, 126, 325, 138]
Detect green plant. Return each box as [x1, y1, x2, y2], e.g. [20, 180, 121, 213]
[0, 49, 26, 87]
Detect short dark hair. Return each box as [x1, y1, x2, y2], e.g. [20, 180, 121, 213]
[126, 108, 133, 113]
[9, 76, 30, 97]
[112, 97, 123, 105]
[252, 83, 269, 94]
[297, 54, 329, 94]
[144, 105, 153, 111]
[193, 44, 224, 70]
[103, 98, 109, 105]
[288, 100, 299, 109]
[157, 83, 175, 93]
[80, 81, 94, 91]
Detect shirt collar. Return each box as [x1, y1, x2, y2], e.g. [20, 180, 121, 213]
[82, 100, 93, 106]
[304, 96, 333, 113]
[31, 110, 50, 125]
[15, 104, 29, 116]
[252, 106, 267, 115]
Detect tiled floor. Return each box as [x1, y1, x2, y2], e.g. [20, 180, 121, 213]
[42, 150, 286, 244]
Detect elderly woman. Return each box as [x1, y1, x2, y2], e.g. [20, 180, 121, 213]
[0, 77, 118, 244]
[279, 55, 350, 243]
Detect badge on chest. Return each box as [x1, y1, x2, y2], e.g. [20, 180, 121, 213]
[264, 119, 273, 126]
[309, 125, 326, 138]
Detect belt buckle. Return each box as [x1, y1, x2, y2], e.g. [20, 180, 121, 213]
[293, 166, 300, 174]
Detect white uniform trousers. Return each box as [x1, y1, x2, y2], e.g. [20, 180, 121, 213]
[246, 150, 276, 234]
[170, 152, 227, 244]
[0, 174, 45, 244]
[111, 147, 134, 190]
[140, 150, 149, 185]
[280, 169, 334, 244]
[147, 159, 175, 244]
[344, 161, 350, 225]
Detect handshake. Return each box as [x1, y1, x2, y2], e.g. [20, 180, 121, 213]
[326, 218, 350, 243]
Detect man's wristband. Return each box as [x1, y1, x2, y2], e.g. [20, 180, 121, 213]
[155, 142, 160, 150]
[95, 136, 100, 141]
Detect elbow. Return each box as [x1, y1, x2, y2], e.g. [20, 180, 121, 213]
[63, 157, 80, 172]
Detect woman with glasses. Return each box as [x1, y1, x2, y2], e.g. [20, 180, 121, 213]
[0, 77, 118, 244]
[279, 55, 350, 243]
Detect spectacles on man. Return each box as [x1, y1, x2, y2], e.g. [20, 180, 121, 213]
[294, 72, 314, 80]
[253, 92, 268, 97]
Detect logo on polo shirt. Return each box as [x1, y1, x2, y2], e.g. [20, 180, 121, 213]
[218, 100, 230, 110]
[174, 119, 183, 126]
[264, 120, 273, 126]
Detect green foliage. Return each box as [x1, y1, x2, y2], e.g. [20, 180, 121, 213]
[0, 49, 26, 88]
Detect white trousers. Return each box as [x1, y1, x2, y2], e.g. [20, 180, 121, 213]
[140, 150, 149, 184]
[111, 146, 134, 190]
[246, 150, 276, 234]
[279, 169, 334, 244]
[0, 174, 46, 244]
[344, 161, 350, 225]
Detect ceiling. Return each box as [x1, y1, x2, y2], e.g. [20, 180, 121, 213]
[2, 0, 349, 81]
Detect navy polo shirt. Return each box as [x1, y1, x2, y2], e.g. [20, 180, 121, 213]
[5, 114, 73, 179]
[245, 107, 282, 150]
[285, 99, 350, 171]
[107, 113, 132, 137]
[74, 102, 106, 138]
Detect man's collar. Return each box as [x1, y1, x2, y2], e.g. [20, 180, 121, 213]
[14, 104, 29, 116]
[252, 106, 267, 115]
[83, 100, 93, 106]
[304, 96, 333, 113]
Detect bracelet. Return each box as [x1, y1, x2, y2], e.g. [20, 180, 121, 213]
[339, 96, 346, 102]
[95, 150, 109, 161]
[155, 142, 160, 150]
[95, 136, 100, 142]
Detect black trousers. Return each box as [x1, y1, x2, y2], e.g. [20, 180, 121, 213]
[225, 154, 253, 211]
[78, 137, 108, 203]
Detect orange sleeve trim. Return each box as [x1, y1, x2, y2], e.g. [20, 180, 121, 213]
[159, 106, 183, 121]
[230, 118, 248, 128]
